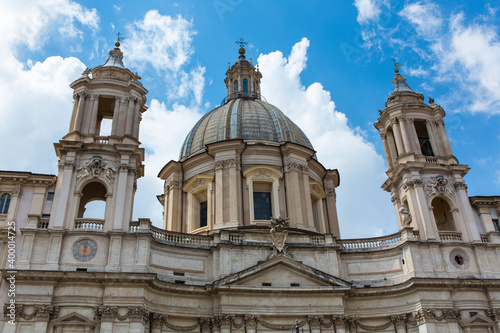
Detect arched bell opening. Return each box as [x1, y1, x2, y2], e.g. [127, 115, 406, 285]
[78, 181, 108, 219]
[431, 196, 455, 231]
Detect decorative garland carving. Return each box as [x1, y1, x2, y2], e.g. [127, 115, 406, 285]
[413, 308, 461, 324]
[285, 161, 309, 173]
[244, 315, 260, 329]
[259, 319, 306, 330]
[3, 304, 59, 322]
[357, 320, 392, 331]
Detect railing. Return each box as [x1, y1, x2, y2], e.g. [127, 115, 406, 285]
[74, 218, 105, 230]
[220, 92, 267, 105]
[425, 157, 438, 163]
[228, 233, 244, 243]
[150, 225, 212, 246]
[338, 232, 403, 251]
[129, 221, 140, 232]
[37, 219, 49, 229]
[438, 231, 463, 242]
[481, 234, 489, 243]
[94, 136, 109, 144]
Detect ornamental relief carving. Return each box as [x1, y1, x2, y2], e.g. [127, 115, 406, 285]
[285, 161, 309, 173]
[425, 175, 453, 198]
[215, 159, 241, 170]
[403, 179, 423, 191]
[76, 156, 116, 183]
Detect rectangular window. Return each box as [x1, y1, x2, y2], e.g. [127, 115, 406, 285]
[253, 192, 272, 220]
[199, 201, 208, 228]
[41, 214, 50, 218]
[493, 219, 500, 232]
[47, 192, 54, 201]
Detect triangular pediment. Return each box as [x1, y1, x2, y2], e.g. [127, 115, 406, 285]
[52, 312, 96, 326]
[462, 314, 494, 327]
[213, 255, 351, 289]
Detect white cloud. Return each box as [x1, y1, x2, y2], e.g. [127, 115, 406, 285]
[399, 2, 443, 38]
[0, 0, 98, 52]
[133, 100, 204, 225]
[354, 0, 382, 24]
[355, 1, 500, 115]
[122, 10, 196, 72]
[258, 38, 396, 238]
[0, 0, 97, 174]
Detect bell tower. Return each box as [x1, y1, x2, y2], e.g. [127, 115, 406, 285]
[374, 66, 481, 242]
[49, 41, 148, 233]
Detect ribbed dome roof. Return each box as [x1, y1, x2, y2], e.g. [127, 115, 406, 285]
[180, 98, 314, 158]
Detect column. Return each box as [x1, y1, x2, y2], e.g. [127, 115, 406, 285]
[407, 118, 420, 152]
[399, 117, 412, 153]
[250, 74, 254, 96]
[117, 97, 128, 136]
[414, 184, 438, 240]
[325, 187, 340, 236]
[386, 130, 399, 163]
[112, 164, 129, 230]
[436, 119, 453, 155]
[425, 120, 439, 156]
[215, 162, 224, 225]
[50, 161, 75, 229]
[74, 93, 86, 132]
[228, 159, 239, 223]
[132, 106, 141, 139]
[89, 95, 100, 135]
[302, 169, 314, 228]
[69, 93, 79, 132]
[454, 186, 481, 242]
[391, 119, 405, 156]
[478, 206, 496, 232]
[125, 97, 136, 135]
[380, 133, 394, 168]
[6, 186, 22, 223]
[285, 165, 302, 229]
[111, 97, 121, 136]
[238, 74, 241, 97]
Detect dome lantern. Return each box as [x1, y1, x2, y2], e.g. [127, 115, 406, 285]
[223, 38, 263, 103]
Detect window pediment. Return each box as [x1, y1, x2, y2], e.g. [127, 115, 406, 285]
[183, 174, 214, 193]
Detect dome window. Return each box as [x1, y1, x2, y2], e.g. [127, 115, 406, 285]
[243, 79, 249, 97]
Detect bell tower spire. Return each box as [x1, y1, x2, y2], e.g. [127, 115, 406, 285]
[49, 39, 148, 245]
[374, 64, 481, 243]
[223, 38, 262, 102]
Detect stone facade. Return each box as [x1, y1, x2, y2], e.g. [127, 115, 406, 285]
[1, 46, 500, 333]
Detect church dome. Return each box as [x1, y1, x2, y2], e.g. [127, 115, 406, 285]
[180, 42, 314, 159]
[180, 98, 314, 158]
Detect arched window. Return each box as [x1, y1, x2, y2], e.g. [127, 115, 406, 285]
[0, 193, 11, 214]
[234, 80, 238, 95]
[432, 197, 455, 231]
[243, 79, 249, 96]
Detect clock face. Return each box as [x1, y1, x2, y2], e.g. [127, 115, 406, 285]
[73, 239, 97, 262]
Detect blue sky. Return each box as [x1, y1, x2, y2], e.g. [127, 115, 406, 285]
[1, 0, 499, 238]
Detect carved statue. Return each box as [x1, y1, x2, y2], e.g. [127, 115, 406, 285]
[398, 202, 412, 226]
[269, 216, 291, 258]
